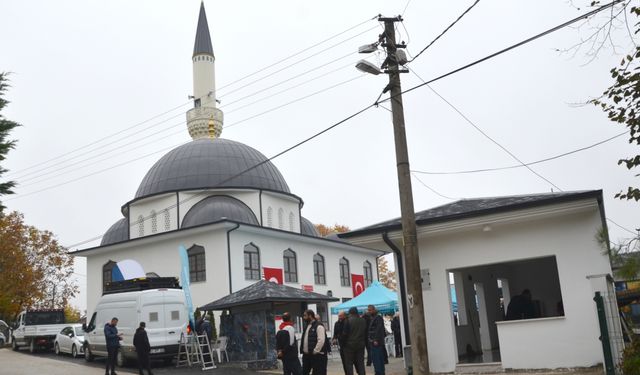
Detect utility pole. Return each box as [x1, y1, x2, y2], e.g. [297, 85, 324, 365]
[379, 16, 430, 375]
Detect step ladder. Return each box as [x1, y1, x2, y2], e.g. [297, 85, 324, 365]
[176, 332, 216, 370]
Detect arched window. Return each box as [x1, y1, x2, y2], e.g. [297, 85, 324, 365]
[278, 208, 284, 229]
[103, 260, 116, 292]
[288, 212, 295, 231]
[151, 210, 157, 233]
[283, 249, 297, 283]
[267, 207, 273, 227]
[164, 209, 170, 231]
[313, 253, 326, 285]
[363, 261, 373, 287]
[340, 257, 351, 287]
[244, 243, 261, 280]
[188, 245, 206, 282]
[137, 215, 144, 237]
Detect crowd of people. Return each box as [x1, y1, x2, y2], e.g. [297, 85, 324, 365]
[276, 305, 402, 375]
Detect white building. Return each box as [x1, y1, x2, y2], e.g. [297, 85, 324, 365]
[340, 190, 622, 372]
[76, 2, 383, 326]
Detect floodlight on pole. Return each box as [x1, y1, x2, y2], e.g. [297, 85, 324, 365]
[355, 60, 382, 75]
[358, 43, 379, 54]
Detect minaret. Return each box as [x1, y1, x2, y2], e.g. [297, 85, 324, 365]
[187, 1, 223, 140]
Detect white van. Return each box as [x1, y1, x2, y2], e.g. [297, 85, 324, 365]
[83, 288, 189, 366]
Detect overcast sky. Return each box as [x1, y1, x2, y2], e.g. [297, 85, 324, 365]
[2, 0, 638, 312]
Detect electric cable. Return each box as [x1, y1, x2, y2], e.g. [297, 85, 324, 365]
[411, 173, 458, 200]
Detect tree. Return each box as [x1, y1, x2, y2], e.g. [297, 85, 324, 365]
[64, 305, 81, 323]
[378, 256, 397, 290]
[314, 223, 350, 237]
[0, 72, 20, 211]
[0, 211, 77, 321]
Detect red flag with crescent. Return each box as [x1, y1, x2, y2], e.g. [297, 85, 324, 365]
[352, 274, 365, 297]
[263, 267, 283, 284]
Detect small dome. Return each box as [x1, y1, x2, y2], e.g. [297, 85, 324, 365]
[300, 217, 320, 237]
[182, 195, 259, 228]
[101, 218, 128, 246]
[135, 138, 290, 199]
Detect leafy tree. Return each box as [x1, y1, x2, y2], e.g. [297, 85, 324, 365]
[378, 256, 397, 290]
[314, 223, 350, 237]
[0, 211, 77, 320]
[0, 72, 20, 211]
[64, 305, 82, 323]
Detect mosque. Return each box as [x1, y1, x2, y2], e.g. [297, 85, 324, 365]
[76, 2, 383, 326]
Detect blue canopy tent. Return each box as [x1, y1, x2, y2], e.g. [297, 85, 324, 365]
[330, 281, 398, 315]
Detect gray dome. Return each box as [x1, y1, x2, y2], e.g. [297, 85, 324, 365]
[182, 195, 259, 228]
[135, 138, 290, 199]
[300, 217, 320, 237]
[101, 218, 128, 246]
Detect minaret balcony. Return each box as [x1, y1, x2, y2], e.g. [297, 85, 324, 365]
[187, 106, 224, 139]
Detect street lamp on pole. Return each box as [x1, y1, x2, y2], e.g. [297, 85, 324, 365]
[356, 15, 430, 375]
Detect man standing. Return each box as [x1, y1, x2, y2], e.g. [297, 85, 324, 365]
[367, 306, 385, 375]
[505, 289, 537, 320]
[332, 311, 347, 374]
[133, 322, 153, 375]
[342, 307, 366, 375]
[390, 313, 402, 358]
[300, 309, 328, 375]
[276, 312, 302, 375]
[363, 311, 371, 366]
[104, 317, 123, 375]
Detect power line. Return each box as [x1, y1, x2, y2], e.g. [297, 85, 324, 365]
[407, 0, 481, 63]
[411, 173, 458, 200]
[412, 131, 627, 175]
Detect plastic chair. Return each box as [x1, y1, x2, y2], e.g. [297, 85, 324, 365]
[213, 336, 229, 363]
[384, 335, 395, 357]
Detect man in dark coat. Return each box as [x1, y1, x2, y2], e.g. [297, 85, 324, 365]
[363, 312, 371, 366]
[390, 313, 402, 358]
[276, 312, 302, 375]
[367, 305, 386, 375]
[133, 322, 153, 375]
[332, 311, 347, 374]
[104, 317, 122, 375]
[342, 307, 366, 375]
[505, 290, 537, 320]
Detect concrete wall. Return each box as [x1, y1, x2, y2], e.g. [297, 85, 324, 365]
[261, 192, 300, 232]
[128, 193, 178, 238]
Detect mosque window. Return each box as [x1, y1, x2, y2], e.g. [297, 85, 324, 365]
[267, 207, 273, 227]
[288, 212, 295, 231]
[313, 253, 326, 285]
[164, 210, 170, 231]
[364, 261, 373, 287]
[151, 210, 157, 233]
[137, 215, 144, 237]
[283, 249, 297, 283]
[188, 245, 206, 282]
[278, 208, 284, 229]
[340, 257, 351, 287]
[102, 260, 116, 293]
[244, 243, 261, 280]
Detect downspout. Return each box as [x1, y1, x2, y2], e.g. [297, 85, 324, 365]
[382, 231, 411, 345]
[226, 223, 241, 294]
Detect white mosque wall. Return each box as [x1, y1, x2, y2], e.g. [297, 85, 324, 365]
[192, 55, 216, 104]
[128, 193, 179, 239]
[261, 191, 300, 232]
[177, 190, 261, 227]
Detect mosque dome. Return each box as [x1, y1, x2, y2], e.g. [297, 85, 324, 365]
[101, 218, 128, 246]
[135, 138, 290, 199]
[300, 217, 320, 237]
[182, 195, 259, 228]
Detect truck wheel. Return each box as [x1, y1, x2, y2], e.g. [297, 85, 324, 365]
[84, 344, 94, 362]
[71, 344, 78, 358]
[11, 338, 19, 351]
[29, 340, 36, 353]
[54, 342, 61, 355]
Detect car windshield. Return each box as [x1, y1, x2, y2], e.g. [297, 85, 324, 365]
[74, 327, 84, 336]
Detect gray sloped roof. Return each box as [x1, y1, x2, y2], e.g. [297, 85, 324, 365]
[340, 190, 603, 238]
[300, 217, 320, 237]
[199, 280, 338, 310]
[134, 138, 290, 199]
[101, 218, 128, 246]
[182, 195, 259, 228]
[193, 1, 214, 57]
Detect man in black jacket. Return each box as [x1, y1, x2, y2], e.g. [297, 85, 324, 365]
[104, 317, 122, 375]
[342, 307, 366, 375]
[391, 314, 402, 358]
[276, 312, 302, 375]
[367, 305, 385, 375]
[133, 322, 153, 375]
[332, 311, 347, 374]
[300, 310, 328, 375]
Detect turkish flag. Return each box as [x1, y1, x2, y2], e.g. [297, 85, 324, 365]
[263, 267, 283, 284]
[352, 274, 365, 297]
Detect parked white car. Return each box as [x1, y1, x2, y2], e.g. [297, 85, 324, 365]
[54, 325, 84, 358]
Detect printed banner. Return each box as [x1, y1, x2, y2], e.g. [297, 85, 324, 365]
[179, 245, 196, 330]
[302, 285, 314, 292]
[352, 274, 365, 297]
[264, 267, 283, 284]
